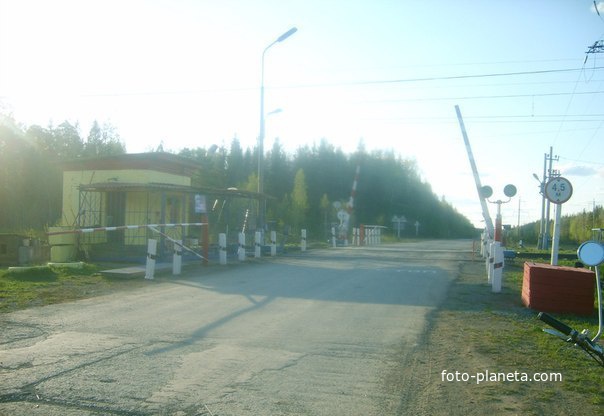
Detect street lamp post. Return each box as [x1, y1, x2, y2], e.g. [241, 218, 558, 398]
[258, 27, 297, 233]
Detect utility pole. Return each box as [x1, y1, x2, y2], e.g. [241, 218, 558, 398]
[542, 146, 559, 250]
[517, 197, 521, 241]
[586, 40, 604, 55]
[584, 39, 604, 64]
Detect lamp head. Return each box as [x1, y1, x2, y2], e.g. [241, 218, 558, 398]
[277, 27, 298, 42]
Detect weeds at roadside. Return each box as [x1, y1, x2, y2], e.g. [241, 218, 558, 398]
[0, 264, 147, 313]
[468, 258, 604, 407]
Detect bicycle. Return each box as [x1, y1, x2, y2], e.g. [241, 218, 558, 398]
[537, 240, 604, 367]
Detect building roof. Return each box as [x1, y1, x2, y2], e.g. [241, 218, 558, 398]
[78, 182, 273, 200]
[61, 152, 200, 177]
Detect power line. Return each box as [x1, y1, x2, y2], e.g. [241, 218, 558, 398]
[359, 90, 604, 104]
[33, 66, 604, 98]
[559, 156, 604, 166]
[278, 67, 604, 90]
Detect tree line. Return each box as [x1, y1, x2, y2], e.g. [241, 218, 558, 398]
[510, 205, 604, 246]
[0, 113, 477, 239]
[0, 115, 125, 233]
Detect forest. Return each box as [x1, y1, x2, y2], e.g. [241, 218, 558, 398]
[511, 206, 604, 247]
[0, 113, 479, 240]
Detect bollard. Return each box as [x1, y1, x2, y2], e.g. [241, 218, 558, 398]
[238, 232, 246, 261]
[485, 240, 495, 283]
[301, 229, 307, 252]
[219, 233, 227, 265]
[331, 227, 336, 248]
[145, 239, 157, 280]
[492, 242, 504, 293]
[255, 231, 261, 258]
[488, 241, 497, 284]
[271, 231, 277, 256]
[488, 241, 499, 285]
[172, 239, 182, 275]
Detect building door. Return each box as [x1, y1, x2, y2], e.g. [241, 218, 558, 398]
[107, 192, 126, 243]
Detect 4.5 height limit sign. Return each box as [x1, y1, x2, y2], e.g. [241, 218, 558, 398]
[544, 177, 573, 265]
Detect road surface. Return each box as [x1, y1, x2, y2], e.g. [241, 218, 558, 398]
[0, 240, 474, 415]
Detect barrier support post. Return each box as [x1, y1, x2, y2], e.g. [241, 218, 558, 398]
[172, 239, 182, 275]
[270, 231, 277, 256]
[492, 243, 504, 293]
[219, 233, 227, 265]
[201, 214, 209, 266]
[145, 239, 157, 280]
[255, 231, 261, 258]
[488, 241, 497, 284]
[238, 232, 246, 261]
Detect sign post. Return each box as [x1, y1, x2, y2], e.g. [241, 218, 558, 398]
[544, 177, 573, 265]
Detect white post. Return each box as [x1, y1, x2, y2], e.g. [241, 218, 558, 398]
[219, 233, 227, 265]
[255, 231, 262, 258]
[331, 227, 336, 248]
[172, 239, 182, 275]
[301, 229, 307, 251]
[550, 203, 562, 266]
[485, 240, 490, 275]
[145, 239, 157, 280]
[377, 228, 381, 245]
[270, 230, 277, 256]
[492, 242, 504, 293]
[488, 241, 496, 284]
[238, 232, 246, 261]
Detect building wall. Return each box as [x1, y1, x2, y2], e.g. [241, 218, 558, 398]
[61, 169, 192, 226]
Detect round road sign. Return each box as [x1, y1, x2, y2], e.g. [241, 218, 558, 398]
[544, 177, 573, 204]
[577, 241, 604, 266]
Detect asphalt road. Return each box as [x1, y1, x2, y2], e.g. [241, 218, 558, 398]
[0, 240, 474, 415]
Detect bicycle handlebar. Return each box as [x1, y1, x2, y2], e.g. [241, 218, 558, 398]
[538, 311, 604, 367]
[537, 312, 574, 337]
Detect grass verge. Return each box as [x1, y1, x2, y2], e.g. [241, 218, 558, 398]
[0, 264, 147, 313]
[404, 256, 604, 415]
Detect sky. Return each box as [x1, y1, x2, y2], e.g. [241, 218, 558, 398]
[1, 0, 604, 230]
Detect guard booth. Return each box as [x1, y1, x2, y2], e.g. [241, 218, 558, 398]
[53, 152, 269, 263]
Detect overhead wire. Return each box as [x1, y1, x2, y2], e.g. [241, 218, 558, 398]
[40, 65, 601, 97]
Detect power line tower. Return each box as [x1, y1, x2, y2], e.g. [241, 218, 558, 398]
[586, 40, 604, 54]
[585, 39, 604, 53]
[585, 40, 604, 64]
